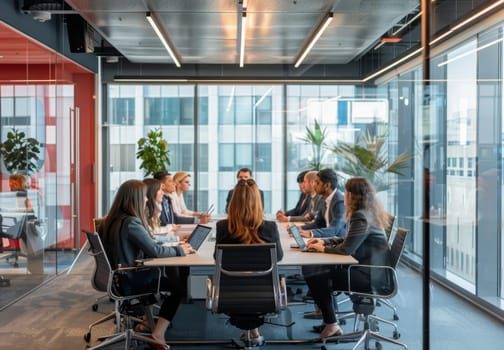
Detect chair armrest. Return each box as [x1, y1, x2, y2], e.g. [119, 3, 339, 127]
[108, 266, 162, 301]
[347, 264, 397, 299]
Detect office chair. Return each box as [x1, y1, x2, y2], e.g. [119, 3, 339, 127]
[322, 263, 408, 350]
[82, 230, 166, 350]
[337, 216, 399, 325]
[206, 243, 288, 349]
[90, 217, 107, 312]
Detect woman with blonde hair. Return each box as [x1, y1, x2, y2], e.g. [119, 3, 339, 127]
[170, 171, 210, 224]
[214, 178, 283, 344]
[302, 177, 391, 340]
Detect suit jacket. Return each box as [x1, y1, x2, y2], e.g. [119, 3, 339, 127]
[214, 219, 283, 261]
[302, 190, 346, 238]
[159, 195, 194, 226]
[225, 189, 265, 213]
[285, 193, 311, 218]
[323, 210, 390, 289]
[101, 215, 184, 269]
[289, 193, 322, 222]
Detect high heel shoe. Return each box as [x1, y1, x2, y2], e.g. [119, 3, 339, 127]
[146, 335, 170, 350]
[319, 324, 343, 340]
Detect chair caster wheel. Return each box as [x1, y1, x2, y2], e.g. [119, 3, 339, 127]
[338, 319, 346, 325]
[321, 346, 327, 350]
[393, 314, 399, 320]
[375, 341, 382, 350]
[84, 332, 91, 342]
[393, 331, 400, 339]
[92, 303, 98, 311]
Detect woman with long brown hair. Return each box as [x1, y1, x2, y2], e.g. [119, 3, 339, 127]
[100, 179, 193, 349]
[302, 177, 391, 340]
[214, 178, 283, 344]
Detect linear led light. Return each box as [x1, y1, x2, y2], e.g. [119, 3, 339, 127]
[430, 0, 504, 46]
[294, 12, 333, 68]
[146, 11, 181, 67]
[240, 12, 247, 67]
[437, 37, 503, 67]
[365, 0, 504, 82]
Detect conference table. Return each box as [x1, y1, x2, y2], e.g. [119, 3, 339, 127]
[142, 221, 357, 346]
[144, 221, 357, 267]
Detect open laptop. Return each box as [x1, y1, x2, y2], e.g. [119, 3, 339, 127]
[185, 224, 213, 250]
[290, 225, 311, 252]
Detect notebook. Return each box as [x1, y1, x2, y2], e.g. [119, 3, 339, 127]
[186, 224, 213, 250]
[290, 225, 316, 252]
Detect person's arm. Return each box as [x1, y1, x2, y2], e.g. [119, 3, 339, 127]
[324, 211, 368, 255]
[225, 190, 233, 213]
[126, 218, 185, 258]
[272, 224, 283, 262]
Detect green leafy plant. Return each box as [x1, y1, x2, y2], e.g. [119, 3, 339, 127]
[0, 128, 41, 175]
[331, 129, 411, 191]
[298, 119, 328, 170]
[136, 128, 171, 176]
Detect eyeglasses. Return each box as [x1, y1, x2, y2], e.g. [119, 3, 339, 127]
[238, 179, 256, 186]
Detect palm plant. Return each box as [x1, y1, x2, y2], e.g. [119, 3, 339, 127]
[136, 128, 171, 176]
[331, 129, 411, 191]
[298, 119, 328, 170]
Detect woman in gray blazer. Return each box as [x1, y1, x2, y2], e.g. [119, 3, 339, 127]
[100, 179, 193, 350]
[302, 177, 391, 340]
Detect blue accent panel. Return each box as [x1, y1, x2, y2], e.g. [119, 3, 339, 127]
[337, 100, 348, 126]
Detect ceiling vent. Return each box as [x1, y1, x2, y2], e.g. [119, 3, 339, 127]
[21, 1, 74, 22]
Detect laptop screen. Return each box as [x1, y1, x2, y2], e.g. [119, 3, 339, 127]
[187, 224, 212, 250]
[290, 225, 306, 249]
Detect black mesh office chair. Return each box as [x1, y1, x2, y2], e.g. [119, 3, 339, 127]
[206, 243, 288, 349]
[323, 228, 409, 350]
[82, 229, 166, 350]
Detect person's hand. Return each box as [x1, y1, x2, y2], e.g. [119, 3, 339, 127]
[299, 228, 312, 238]
[180, 242, 195, 254]
[199, 213, 211, 224]
[306, 239, 324, 252]
[171, 225, 180, 233]
[276, 212, 288, 222]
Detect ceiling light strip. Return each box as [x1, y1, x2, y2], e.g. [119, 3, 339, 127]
[365, 0, 504, 82]
[430, 0, 503, 45]
[294, 12, 333, 68]
[240, 12, 247, 67]
[437, 37, 503, 67]
[146, 11, 181, 67]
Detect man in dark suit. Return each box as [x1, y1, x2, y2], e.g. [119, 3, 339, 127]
[276, 170, 311, 222]
[225, 168, 264, 212]
[299, 168, 346, 238]
[154, 171, 195, 225]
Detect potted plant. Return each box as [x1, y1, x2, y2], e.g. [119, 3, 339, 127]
[330, 128, 411, 192]
[136, 128, 171, 176]
[298, 119, 328, 171]
[0, 128, 42, 175]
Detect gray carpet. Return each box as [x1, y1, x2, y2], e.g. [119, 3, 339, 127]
[0, 252, 503, 350]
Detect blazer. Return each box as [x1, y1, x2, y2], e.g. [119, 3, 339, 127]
[225, 188, 265, 213]
[323, 210, 390, 288]
[159, 194, 194, 226]
[214, 219, 283, 262]
[101, 215, 185, 269]
[285, 193, 311, 217]
[302, 190, 346, 238]
[289, 193, 323, 222]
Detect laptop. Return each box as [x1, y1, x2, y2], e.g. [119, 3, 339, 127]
[290, 225, 311, 252]
[186, 224, 213, 250]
